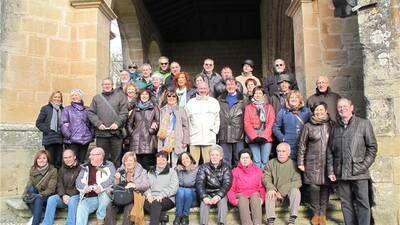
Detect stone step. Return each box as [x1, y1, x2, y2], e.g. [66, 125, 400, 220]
[6, 196, 344, 225]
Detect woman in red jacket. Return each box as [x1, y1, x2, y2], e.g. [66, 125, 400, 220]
[244, 86, 275, 169]
[227, 149, 265, 225]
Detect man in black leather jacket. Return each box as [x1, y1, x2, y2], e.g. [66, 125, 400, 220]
[196, 145, 232, 225]
[327, 98, 377, 225]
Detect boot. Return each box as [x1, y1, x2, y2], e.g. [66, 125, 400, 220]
[181, 216, 189, 225]
[97, 219, 104, 225]
[319, 215, 326, 225]
[173, 215, 182, 225]
[310, 215, 320, 225]
[160, 214, 169, 225]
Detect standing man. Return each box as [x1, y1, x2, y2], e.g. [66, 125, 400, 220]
[214, 66, 243, 98]
[88, 77, 128, 165]
[186, 82, 220, 164]
[264, 59, 298, 97]
[116, 70, 131, 92]
[307, 76, 341, 122]
[135, 63, 154, 91]
[197, 58, 222, 98]
[153, 56, 173, 88]
[268, 74, 293, 113]
[235, 59, 261, 95]
[327, 98, 377, 225]
[217, 78, 245, 167]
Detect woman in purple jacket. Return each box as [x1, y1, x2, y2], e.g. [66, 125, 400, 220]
[61, 89, 94, 163]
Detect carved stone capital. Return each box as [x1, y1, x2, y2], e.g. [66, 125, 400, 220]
[70, 0, 117, 20]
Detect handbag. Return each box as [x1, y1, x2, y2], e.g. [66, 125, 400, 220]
[112, 185, 133, 206]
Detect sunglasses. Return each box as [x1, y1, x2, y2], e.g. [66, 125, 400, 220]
[167, 94, 177, 98]
[160, 62, 169, 65]
[275, 64, 284, 67]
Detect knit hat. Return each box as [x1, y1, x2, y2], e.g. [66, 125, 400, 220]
[70, 89, 84, 98]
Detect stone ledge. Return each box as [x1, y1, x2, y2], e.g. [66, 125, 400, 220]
[70, 0, 117, 20]
[0, 123, 38, 131]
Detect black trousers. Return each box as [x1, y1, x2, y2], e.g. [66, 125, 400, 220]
[44, 144, 63, 168]
[137, 154, 156, 171]
[309, 184, 330, 216]
[338, 179, 371, 225]
[144, 198, 175, 225]
[104, 203, 133, 225]
[65, 143, 89, 163]
[96, 137, 123, 166]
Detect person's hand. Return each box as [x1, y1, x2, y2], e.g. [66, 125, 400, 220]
[115, 172, 121, 180]
[62, 195, 70, 205]
[94, 185, 102, 194]
[329, 175, 337, 182]
[182, 144, 188, 149]
[125, 182, 135, 189]
[154, 196, 163, 202]
[298, 165, 305, 172]
[203, 197, 211, 205]
[109, 123, 118, 130]
[98, 124, 107, 130]
[146, 195, 154, 203]
[150, 122, 158, 130]
[210, 195, 221, 204]
[267, 190, 276, 200]
[276, 192, 283, 200]
[84, 186, 93, 193]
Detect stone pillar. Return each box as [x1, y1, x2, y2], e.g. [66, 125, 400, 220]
[357, 1, 400, 224]
[286, 0, 365, 116]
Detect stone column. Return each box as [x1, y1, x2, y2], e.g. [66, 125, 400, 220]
[357, 1, 400, 224]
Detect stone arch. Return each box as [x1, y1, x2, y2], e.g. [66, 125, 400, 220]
[148, 40, 161, 69]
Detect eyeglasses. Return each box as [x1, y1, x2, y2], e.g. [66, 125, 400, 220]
[167, 95, 177, 98]
[160, 62, 169, 65]
[275, 64, 284, 67]
[204, 63, 213, 66]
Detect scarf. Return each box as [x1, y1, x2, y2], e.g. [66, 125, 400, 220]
[252, 98, 266, 123]
[158, 105, 176, 153]
[50, 102, 61, 132]
[310, 114, 330, 125]
[176, 87, 187, 108]
[130, 192, 145, 225]
[137, 100, 152, 111]
[36, 163, 49, 175]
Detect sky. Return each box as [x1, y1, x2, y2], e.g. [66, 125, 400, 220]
[110, 19, 122, 56]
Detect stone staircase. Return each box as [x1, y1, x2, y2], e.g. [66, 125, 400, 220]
[5, 196, 344, 225]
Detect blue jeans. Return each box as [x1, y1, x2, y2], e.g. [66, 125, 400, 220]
[42, 194, 79, 225]
[175, 187, 197, 216]
[76, 192, 111, 225]
[249, 142, 272, 169]
[220, 142, 244, 168]
[26, 186, 48, 225]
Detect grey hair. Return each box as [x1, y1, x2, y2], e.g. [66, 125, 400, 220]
[337, 98, 353, 106]
[276, 142, 291, 153]
[141, 63, 152, 70]
[70, 89, 84, 98]
[102, 77, 114, 85]
[209, 144, 224, 157]
[90, 147, 105, 158]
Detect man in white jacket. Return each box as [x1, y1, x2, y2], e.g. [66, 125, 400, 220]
[186, 82, 220, 164]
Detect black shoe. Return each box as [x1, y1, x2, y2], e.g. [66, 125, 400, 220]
[173, 216, 182, 225]
[181, 216, 189, 225]
[160, 214, 169, 225]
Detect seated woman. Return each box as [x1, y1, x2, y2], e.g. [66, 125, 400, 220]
[173, 152, 199, 225]
[104, 152, 150, 225]
[23, 150, 58, 225]
[42, 149, 80, 225]
[227, 149, 265, 225]
[144, 151, 179, 225]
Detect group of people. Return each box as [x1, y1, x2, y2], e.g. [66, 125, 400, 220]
[25, 56, 377, 225]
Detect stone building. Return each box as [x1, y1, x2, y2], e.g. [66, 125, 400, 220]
[0, 0, 399, 224]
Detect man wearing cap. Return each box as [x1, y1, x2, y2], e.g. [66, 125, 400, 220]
[196, 145, 232, 225]
[268, 74, 293, 113]
[128, 63, 140, 81]
[235, 59, 261, 95]
[307, 76, 341, 122]
[263, 59, 298, 97]
[197, 58, 222, 98]
[153, 56, 173, 88]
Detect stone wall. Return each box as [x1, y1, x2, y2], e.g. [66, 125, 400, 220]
[357, 0, 400, 224]
[165, 39, 262, 78]
[287, 0, 365, 116]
